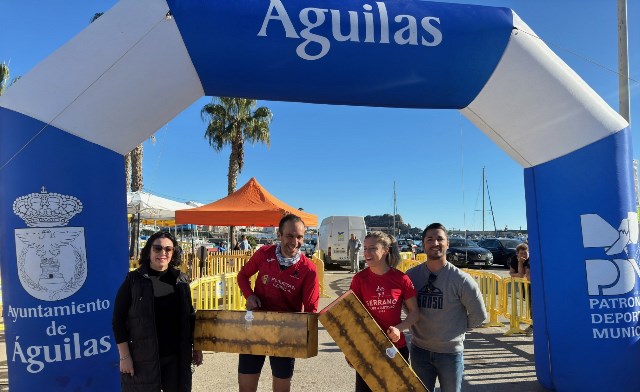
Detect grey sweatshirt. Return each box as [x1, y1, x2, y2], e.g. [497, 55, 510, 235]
[405, 262, 487, 353]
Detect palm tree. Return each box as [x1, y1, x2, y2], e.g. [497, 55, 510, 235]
[90, 12, 103, 23]
[0, 62, 19, 96]
[201, 97, 273, 246]
[130, 144, 144, 191]
[0, 62, 10, 96]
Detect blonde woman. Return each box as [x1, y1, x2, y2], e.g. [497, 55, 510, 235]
[348, 231, 419, 392]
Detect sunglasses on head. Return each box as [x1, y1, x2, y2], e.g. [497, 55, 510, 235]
[424, 273, 438, 294]
[151, 245, 174, 253]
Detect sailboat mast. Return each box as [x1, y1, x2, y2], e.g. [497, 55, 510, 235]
[482, 167, 485, 234]
[618, 0, 630, 122]
[393, 181, 397, 237]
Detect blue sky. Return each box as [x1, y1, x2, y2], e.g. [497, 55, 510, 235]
[2, 0, 639, 232]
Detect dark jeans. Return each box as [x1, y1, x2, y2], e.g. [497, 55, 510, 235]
[355, 345, 409, 392]
[410, 345, 464, 392]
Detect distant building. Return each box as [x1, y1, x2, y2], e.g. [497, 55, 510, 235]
[368, 226, 394, 235]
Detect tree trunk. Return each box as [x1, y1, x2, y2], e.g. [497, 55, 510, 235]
[227, 139, 243, 249]
[130, 144, 143, 192]
[129, 213, 140, 260]
[124, 152, 132, 192]
[129, 144, 143, 260]
[227, 150, 240, 195]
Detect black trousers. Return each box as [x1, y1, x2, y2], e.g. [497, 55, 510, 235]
[160, 355, 180, 392]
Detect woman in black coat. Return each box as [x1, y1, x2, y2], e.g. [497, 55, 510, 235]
[113, 231, 203, 391]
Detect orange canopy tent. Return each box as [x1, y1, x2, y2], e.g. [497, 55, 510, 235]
[174, 177, 318, 227]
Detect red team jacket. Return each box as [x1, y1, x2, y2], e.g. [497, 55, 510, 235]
[350, 268, 416, 348]
[237, 245, 320, 313]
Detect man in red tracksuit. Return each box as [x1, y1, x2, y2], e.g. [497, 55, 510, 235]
[237, 214, 320, 392]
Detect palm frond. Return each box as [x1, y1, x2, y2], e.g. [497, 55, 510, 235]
[0, 62, 10, 96]
[90, 12, 104, 23]
[201, 96, 273, 193]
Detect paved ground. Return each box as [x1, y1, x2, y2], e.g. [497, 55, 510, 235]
[0, 265, 549, 391]
[190, 266, 548, 391]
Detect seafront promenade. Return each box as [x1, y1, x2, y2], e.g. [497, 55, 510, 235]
[0, 267, 548, 391]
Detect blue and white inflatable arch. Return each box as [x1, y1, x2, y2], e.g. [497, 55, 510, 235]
[0, 0, 635, 390]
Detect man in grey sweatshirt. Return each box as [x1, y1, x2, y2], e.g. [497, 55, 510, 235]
[405, 223, 487, 392]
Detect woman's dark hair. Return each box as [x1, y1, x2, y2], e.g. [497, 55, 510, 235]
[138, 231, 182, 268]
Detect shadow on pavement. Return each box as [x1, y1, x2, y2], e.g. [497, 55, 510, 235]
[319, 341, 342, 353]
[327, 276, 352, 298]
[460, 326, 549, 392]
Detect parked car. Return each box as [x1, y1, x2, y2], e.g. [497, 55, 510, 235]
[477, 238, 522, 267]
[397, 239, 417, 253]
[446, 238, 494, 268]
[300, 244, 315, 258]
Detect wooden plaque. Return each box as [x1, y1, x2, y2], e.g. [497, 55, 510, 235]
[194, 310, 318, 358]
[319, 291, 429, 392]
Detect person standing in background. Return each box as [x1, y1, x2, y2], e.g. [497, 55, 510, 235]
[510, 242, 532, 336]
[509, 242, 530, 281]
[239, 235, 251, 251]
[347, 233, 362, 273]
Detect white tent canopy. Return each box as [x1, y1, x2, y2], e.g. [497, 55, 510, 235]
[127, 191, 194, 220]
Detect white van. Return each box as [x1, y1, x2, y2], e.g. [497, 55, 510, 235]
[318, 216, 367, 267]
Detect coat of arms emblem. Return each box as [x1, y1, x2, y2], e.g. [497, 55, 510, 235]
[13, 187, 87, 301]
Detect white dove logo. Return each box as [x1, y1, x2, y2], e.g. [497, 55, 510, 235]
[581, 212, 640, 296]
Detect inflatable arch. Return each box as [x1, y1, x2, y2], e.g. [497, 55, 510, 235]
[0, 0, 636, 390]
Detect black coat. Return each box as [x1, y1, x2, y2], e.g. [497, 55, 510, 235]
[113, 265, 195, 392]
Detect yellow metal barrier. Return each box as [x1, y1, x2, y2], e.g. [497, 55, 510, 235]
[415, 253, 427, 262]
[312, 256, 331, 298]
[141, 248, 334, 310]
[190, 273, 247, 311]
[190, 256, 330, 308]
[501, 277, 532, 335]
[130, 250, 252, 278]
[463, 269, 505, 328]
[399, 252, 413, 261]
[187, 251, 252, 280]
[397, 259, 422, 273]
